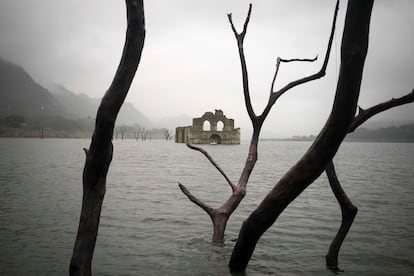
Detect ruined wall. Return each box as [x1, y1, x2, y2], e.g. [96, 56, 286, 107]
[175, 110, 240, 144]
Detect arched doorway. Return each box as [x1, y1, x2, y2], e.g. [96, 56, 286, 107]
[209, 134, 222, 144]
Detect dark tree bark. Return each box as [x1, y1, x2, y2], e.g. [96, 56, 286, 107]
[69, 1, 145, 275]
[229, 0, 374, 273]
[325, 160, 358, 272]
[326, 89, 414, 271]
[179, 1, 339, 244]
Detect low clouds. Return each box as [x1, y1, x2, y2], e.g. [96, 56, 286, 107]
[0, 0, 413, 137]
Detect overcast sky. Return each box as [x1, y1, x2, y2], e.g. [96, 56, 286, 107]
[0, 0, 413, 137]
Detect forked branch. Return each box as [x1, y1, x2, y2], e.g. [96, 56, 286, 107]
[266, 0, 339, 110]
[349, 89, 414, 132]
[226, 0, 339, 127]
[186, 137, 236, 192]
[326, 88, 414, 270]
[227, 4, 256, 122]
[270, 56, 318, 95]
[229, 0, 373, 271]
[227, 3, 252, 46]
[179, 0, 342, 247]
[178, 182, 214, 216]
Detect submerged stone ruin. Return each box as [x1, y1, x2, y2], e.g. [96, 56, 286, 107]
[175, 109, 240, 144]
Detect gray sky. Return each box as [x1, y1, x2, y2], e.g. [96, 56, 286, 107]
[0, 0, 413, 137]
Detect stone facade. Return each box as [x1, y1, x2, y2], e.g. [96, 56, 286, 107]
[175, 110, 240, 144]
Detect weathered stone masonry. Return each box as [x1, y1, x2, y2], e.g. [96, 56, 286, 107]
[175, 110, 240, 144]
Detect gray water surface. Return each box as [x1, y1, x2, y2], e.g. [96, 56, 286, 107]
[0, 138, 413, 275]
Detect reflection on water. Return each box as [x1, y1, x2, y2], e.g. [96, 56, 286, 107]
[0, 138, 413, 275]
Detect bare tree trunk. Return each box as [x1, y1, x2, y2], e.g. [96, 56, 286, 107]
[69, 1, 145, 275]
[120, 126, 126, 140]
[229, 0, 374, 273]
[326, 89, 414, 270]
[179, 0, 338, 244]
[325, 160, 357, 271]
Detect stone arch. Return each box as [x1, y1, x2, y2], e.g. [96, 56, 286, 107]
[209, 134, 222, 144]
[217, 120, 224, 131]
[203, 120, 211, 131]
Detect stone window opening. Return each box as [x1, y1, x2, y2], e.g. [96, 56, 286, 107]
[203, 120, 211, 131]
[217, 121, 224, 131]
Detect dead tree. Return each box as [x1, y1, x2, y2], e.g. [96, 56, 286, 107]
[229, 0, 374, 273]
[119, 125, 127, 140]
[69, 1, 145, 275]
[179, 1, 338, 243]
[326, 89, 414, 271]
[161, 128, 173, 141]
[134, 129, 139, 141]
[136, 125, 148, 140]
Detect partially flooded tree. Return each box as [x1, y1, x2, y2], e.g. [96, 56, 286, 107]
[133, 128, 139, 141]
[119, 125, 127, 140]
[161, 128, 173, 141]
[136, 125, 149, 140]
[326, 89, 414, 271]
[69, 1, 145, 275]
[229, 0, 374, 272]
[179, 1, 339, 243]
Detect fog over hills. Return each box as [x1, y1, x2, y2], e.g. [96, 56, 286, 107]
[0, 58, 151, 127]
[48, 84, 152, 127]
[347, 124, 414, 143]
[1, 57, 413, 140]
[0, 58, 67, 117]
[0, 57, 197, 133]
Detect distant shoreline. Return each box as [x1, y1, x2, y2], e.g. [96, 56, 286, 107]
[259, 138, 414, 143]
[2, 125, 413, 143]
[2, 136, 411, 144]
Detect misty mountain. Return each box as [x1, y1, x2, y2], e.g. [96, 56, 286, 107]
[347, 123, 414, 142]
[359, 119, 414, 130]
[0, 58, 68, 117]
[153, 114, 193, 130]
[49, 85, 152, 127]
[0, 57, 151, 127]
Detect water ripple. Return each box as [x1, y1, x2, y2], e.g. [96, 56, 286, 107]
[0, 139, 413, 275]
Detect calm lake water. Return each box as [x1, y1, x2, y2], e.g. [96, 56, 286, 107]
[0, 138, 413, 275]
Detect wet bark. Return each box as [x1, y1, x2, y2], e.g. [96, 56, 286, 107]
[229, 0, 374, 273]
[179, 1, 337, 244]
[69, 1, 145, 275]
[326, 88, 414, 270]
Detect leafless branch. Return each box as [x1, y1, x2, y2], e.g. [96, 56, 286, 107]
[178, 182, 214, 215]
[230, 0, 373, 271]
[227, 3, 252, 44]
[325, 160, 358, 271]
[227, 4, 256, 123]
[258, 0, 339, 126]
[270, 56, 318, 94]
[325, 89, 414, 270]
[279, 56, 318, 63]
[267, 0, 339, 110]
[349, 89, 414, 132]
[186, 138, 236, 192]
